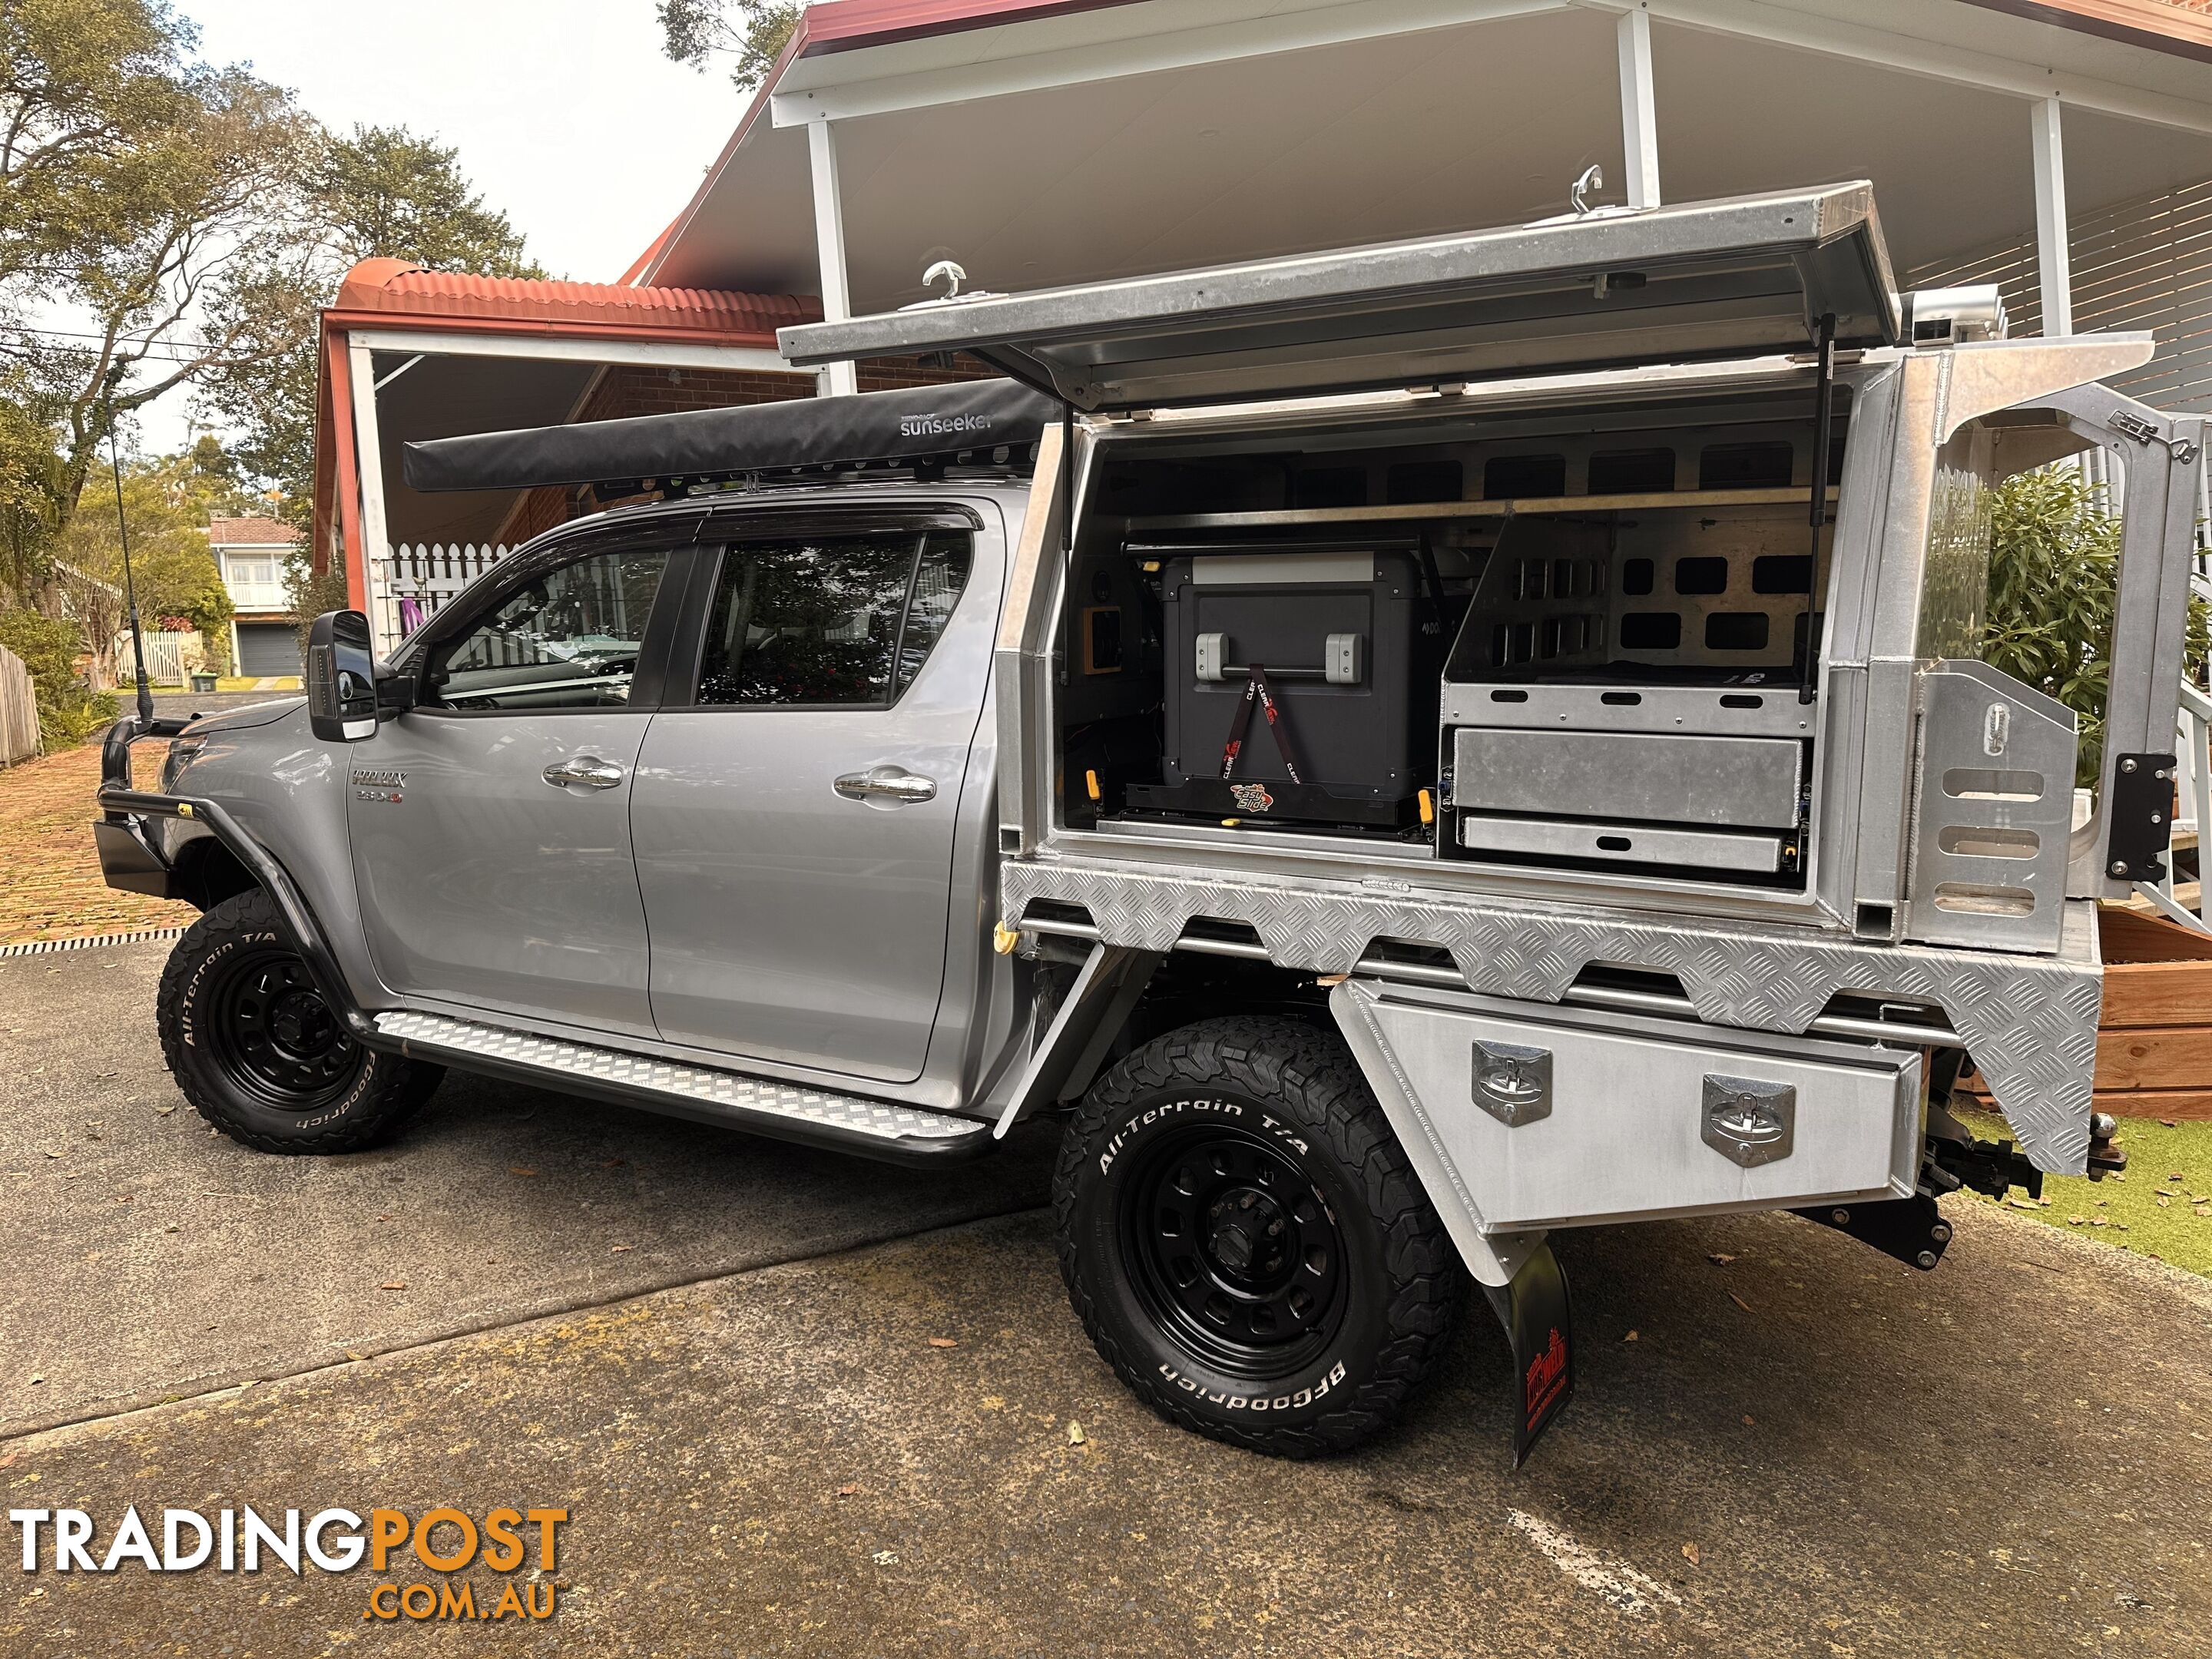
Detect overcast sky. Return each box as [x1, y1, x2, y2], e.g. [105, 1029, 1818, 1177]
[185, 0, 747, 280]
[133, 1, 750, 450]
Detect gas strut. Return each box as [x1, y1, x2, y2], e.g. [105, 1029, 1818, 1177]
[1800, 311, 1836, 707]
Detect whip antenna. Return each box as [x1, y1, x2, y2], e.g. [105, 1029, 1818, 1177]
[108, 430, 152, 724]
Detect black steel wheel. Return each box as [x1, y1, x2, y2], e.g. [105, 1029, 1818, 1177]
[1055, 1015, 1462, 1459]
[1121, 1122, 1348, 1382]
[158, 889, 444, 1154]
[202, 945, 363, 1108]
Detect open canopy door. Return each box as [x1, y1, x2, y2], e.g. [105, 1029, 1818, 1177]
[780, 184, 1902, 413]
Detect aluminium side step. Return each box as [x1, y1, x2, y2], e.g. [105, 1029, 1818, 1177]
[374, 1011, 995, 1166]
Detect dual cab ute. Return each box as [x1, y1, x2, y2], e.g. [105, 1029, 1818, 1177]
[97, 184, 2201, 1462]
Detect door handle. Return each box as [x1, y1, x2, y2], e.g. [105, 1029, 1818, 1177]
[833, 765, 937, 804]
[542, 754, 627, 791]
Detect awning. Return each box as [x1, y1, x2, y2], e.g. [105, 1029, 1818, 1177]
[402, 377, 1058, 493]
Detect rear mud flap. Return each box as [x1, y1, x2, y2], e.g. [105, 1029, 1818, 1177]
[1482, 1241, 1574, 1468]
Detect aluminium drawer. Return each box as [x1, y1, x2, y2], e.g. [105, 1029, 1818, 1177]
[1451, 726, 1805, 828]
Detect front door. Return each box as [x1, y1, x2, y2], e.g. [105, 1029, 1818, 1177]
[630, 507, 1000, 1082]
[350, 528, 690, 1037]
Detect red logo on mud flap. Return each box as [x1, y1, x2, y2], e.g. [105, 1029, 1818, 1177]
[1525, 1326, 1568, 1425]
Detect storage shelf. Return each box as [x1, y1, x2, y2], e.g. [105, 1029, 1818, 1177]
[1124, 485, 1836, 533]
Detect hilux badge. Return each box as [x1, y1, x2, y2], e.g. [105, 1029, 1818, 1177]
[351, 767, 406, 804]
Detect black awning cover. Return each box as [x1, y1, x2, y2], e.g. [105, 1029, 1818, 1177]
[402, 378, 1058, 494]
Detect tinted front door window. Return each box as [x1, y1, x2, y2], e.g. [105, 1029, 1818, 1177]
[431, 548, 669, 710]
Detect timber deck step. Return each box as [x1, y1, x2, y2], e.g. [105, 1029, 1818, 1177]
[376, 1010, 995, 1164]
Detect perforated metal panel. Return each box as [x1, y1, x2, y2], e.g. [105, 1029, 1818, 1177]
[1904, 661, 2077, 955]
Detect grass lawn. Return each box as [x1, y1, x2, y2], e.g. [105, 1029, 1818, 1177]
[1954, 1101, 2212, 1277]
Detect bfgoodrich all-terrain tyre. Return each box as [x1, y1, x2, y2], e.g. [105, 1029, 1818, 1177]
[157, 889, 442, 1154]
[1053, 1016, 1463, 1458]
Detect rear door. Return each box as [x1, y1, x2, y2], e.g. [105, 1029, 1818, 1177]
[629, 505, 1002, 1082]
[778, 182, 1900, 411]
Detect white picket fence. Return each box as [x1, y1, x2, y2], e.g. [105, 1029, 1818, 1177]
[368, 543, 514, 655]
[112, 630, 205, 688]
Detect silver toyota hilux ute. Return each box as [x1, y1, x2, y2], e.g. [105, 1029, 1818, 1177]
[96, 183, 2204, 1465]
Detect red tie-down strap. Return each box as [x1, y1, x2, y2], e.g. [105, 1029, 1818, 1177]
[1217, 664, 1305, 786]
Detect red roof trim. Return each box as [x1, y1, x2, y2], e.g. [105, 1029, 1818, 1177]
[796, 0, 1145, 57]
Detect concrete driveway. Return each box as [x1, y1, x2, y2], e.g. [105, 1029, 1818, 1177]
[5, 942, 2212, 1657]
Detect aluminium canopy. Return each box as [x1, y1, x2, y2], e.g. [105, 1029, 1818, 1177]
[777, 183, 1901, 412]
[402, 378, 1058, 495]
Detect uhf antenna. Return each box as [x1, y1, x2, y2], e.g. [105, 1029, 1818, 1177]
[109, 429, 153, 724]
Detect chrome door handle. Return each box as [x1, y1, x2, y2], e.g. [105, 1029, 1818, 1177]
[833, 765, 936, 804]
[542, 754, 626, 790]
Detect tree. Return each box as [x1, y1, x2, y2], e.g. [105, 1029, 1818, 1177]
[0, 0, 194, 293]
[309, 125, 541, 278]
[0, 0, 312, 562]
[51, 443, 238, 686]
[195, 123, 547, 520]
[657, 0, 806, 93]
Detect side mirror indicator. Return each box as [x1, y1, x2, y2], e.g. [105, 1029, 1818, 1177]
[306, 610, 389, 743]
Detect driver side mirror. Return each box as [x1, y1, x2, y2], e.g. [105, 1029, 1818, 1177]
[306, 610, 409, 742]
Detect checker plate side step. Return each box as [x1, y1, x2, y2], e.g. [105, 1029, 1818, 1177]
[375, 1010, 995, 1165]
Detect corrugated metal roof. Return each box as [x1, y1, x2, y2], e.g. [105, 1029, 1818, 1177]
[328, 259, 820, 342]
[207, 517, 300, 547]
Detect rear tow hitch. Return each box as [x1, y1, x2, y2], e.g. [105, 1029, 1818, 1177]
[2086, 1111, 2128, 1180]
[1793, 1191, 1954, 1272]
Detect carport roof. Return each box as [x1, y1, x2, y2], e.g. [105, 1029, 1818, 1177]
[633, 0, 2212, 315]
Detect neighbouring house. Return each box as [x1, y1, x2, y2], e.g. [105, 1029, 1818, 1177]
[207, 517, 303, 678]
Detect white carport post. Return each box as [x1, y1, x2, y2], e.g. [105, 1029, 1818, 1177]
[807, 118, 859, 398]
[1616, 5, 1661, 210]
[2031, 96, 2073, 337]
[346, 336, 398, 654]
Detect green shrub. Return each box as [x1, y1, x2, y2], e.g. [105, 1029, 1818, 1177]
[284, 552, 350, 651]
[0, 607, 118, 749]
[1982, 467, 2210, 788]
